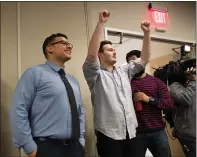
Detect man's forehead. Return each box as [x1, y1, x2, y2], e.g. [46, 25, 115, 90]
[54, 36, 68, 41]
[103, 44, 113, 49]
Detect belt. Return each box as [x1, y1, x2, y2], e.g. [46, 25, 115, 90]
[34, 137, 78, 146]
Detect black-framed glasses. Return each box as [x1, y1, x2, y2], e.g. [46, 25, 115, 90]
[50, 40, 73, 49]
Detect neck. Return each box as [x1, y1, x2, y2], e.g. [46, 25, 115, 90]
[136, 72, 147, 79]
[48, 58, 65, 67]
[101, 62, 114, 72]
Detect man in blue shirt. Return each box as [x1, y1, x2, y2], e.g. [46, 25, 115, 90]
[9, 33, 86, 157]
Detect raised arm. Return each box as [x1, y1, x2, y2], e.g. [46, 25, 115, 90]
[87, 10, 110, 62]
[122, 21, 151, 79]
[83, 10, 110, 90]
[140, 21, 151, 66]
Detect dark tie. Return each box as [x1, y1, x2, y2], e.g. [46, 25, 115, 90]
[58, 69, 80, 140]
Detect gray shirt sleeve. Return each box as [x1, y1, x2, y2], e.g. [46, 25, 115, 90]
[82, 57, 100, 90]
[120, 60, 145, 80]
[169, 81, 196, 106]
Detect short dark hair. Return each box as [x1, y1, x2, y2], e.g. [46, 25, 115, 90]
[42, 33, 68, 58]
[126, 50, 141, 63]
[98, 40, 112, 53]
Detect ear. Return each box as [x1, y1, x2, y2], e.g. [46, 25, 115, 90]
[98, 52, 104, 59]
[46, 45, 53, 54]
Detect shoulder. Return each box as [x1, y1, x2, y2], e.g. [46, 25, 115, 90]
[148, 75, 167, 89]
[20, 64, 46, 80]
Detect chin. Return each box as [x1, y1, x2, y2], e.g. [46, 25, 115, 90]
[112, 60, 117, 65]
[64, 56, 71, 62]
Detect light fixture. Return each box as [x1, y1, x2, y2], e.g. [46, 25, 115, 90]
[181, 45, 191, 53]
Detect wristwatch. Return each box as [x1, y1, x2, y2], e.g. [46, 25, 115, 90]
[149, 96, 155, 105]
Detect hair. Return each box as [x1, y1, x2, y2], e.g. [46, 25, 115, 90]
[126, 50, 141, 63]
[98, 40, 112, 53]
[42, 33, 68, 59]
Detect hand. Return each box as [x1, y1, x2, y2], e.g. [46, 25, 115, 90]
[28, 149, 37, 157]
[185, 67, 196, 81]
[141, 20, 151, 33]
[134, 92, 149, 103]
[99, 10, 110, 23]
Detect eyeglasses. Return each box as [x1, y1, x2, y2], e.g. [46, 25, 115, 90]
[50, 40, 73, 49]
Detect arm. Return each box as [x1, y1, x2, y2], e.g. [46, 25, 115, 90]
[86, 10, 110, 63]
[122, 21, 151, 79]
[170, 81, 196, 106]
[140, 21, 151, 66]
[82, 10, 110, 90]
[9, 68, 37, 155]
[134, 79, 174, 110]
[153, 79, 175, 109]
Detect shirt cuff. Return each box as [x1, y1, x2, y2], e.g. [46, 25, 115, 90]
[23, 140, 37, 155]
[79, 137, 85, 147]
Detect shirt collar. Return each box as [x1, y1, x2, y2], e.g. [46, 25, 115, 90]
[100, 64, 116, 72]
[46, 60, 65, 73]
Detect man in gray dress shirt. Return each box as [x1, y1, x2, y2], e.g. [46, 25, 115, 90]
[10, 33, 85, 157]
[83, 10, 151, 157]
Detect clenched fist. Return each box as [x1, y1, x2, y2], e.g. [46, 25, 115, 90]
[141, 20, 151, 33]
[99, 10, 110, 23]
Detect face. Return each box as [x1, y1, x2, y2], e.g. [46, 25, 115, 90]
[46, 37, 73, 62]
[99, 44, 116, 65]
[128, 55, 145, 78]
[128, 55, 137, 62]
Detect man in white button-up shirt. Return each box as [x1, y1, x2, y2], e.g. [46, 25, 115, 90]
[83, 10, 151, 157]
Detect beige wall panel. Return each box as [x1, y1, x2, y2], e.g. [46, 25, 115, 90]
[1, 2, 19, 156]
[87, 2, 196, 41]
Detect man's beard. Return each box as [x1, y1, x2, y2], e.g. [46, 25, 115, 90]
[134, 69, 145, 78]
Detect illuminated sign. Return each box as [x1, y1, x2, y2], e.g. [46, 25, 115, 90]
[150, 9, 168, 28]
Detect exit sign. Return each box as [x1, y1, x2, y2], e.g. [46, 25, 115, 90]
[149, 9, 169, 29]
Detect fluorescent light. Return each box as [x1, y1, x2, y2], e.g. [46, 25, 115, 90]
[184, 45, 191, 52]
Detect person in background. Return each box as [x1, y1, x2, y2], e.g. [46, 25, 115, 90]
[127, 50, 174, 157]
[170, 67, 196, 157]
[83, 9, 151, 157]
[10, 33, 85, 157]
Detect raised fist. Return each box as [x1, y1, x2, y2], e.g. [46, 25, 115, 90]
[99, 10, 110, 23]
[141, 20, 151, 33]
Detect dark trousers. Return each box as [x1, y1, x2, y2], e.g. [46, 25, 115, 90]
[178, 137, 196, 157]
[95, 130, 136, 157]
[132, 129, 171, 157]
[34, 138, 85, 157]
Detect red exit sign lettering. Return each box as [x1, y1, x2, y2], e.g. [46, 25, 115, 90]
[149, 9, 168, 28]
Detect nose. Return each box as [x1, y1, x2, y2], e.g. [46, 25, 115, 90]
[67, 45, 73, 50]
[113, 48, 116, 54]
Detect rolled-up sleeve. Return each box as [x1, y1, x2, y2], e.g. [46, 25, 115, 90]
[82, 57, 100, 90]
[121, 59, 145, 80]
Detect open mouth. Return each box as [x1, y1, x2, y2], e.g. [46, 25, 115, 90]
[64, 50, 71, 54]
